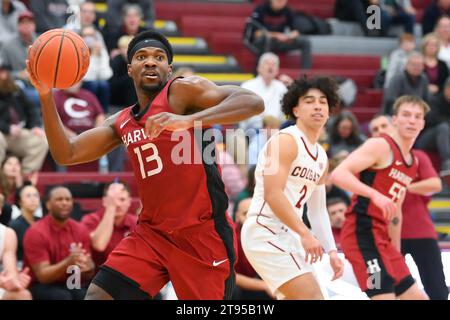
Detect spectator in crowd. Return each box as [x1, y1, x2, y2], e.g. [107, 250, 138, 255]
[81, 182, 137, 268]
[248, 115, 280, 167]
[435, 15, 450, 69]
[53, 82, 105, 138]
[326, 197, 347, 247]
[53, 81, 128, 172]
[240, 52, 288, 132]
[80, 25, 113, 112]
[233, 198, 273, 300]
[402, 150, 449, 299]
[368, 113, 393, 137]
[9, 184, 41, 262]
[66, 1, 100, 34]
[0, 223, 32, 300]
[248, 0, 312, 69]
[104, 0, 154, 35]
[382, 52, 430, 115]
[327, 110, 366, 157]
[325, 151, 352, 205]
[0, 193, 13, 226]
[0, 10, 39, 107]
[0, 63, 48, 175]
[384, 33, 416, 88]
[0, 156, 23, 206]
[381, 0, 416, 34]
[216, 141, 246, 213]
[369, 113, 449, 300]
[65, 1, 109, 70]
[0, 155, 39, 211]
[104, 4, 149, 57]
[415, 77, 450, 175]
[233, 165, 256, 220]
[29, 0, 68, 33]
[23, 186, 95, 300]
[334, 0, 389, 36]
[422, 33, 449, 94]
[0, 0, 27, 46]
[422, 0, 450, 36]
[109, 35, 137, 108]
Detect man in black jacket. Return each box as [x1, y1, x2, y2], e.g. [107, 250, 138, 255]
[334, 0, 392, 36]
[0, 63, 47, 174]
[248, 0, 311, 69]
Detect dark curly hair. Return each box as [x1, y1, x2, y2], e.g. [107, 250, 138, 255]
[127, 30, 173, 64]
[281, 76, 340, 120]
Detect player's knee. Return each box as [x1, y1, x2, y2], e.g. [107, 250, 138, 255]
[284, 290, 323, 300]
[302, 289, 324, 300]
[4, 289, 32, 300]
[20, 289, 33, 300]
[414, 290, 429, 300]
[85, 283, 113, 300]
[281, 284, 324, 300]
[398, 284, 429, 300]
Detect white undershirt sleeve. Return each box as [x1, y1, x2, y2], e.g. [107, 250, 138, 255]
[306, 184, 338, 253]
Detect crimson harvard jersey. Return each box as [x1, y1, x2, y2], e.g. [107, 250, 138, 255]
[340, 134, 419, 296]
[344, 133, 419, 235]
[114, 79, 229, 232]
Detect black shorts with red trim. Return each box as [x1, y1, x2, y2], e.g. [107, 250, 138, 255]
[341, 213, 415, 298]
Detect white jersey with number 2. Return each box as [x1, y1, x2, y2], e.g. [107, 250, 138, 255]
[241, 125, 329, 298]
[248, 125, 328, 221]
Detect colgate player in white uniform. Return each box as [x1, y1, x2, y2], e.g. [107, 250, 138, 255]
[241, 76, 344, 299]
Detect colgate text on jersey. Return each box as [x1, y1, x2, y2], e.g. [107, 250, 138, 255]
[291, 166, 320, 182]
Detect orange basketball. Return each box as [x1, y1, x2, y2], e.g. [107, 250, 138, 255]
[28, 29, 90, 89]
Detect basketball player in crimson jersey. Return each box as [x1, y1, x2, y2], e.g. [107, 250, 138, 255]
[241, 77, 344, 300]
[26, 30, 264, 300]
[330, 95, 429, 300]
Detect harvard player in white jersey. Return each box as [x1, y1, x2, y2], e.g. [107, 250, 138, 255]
[241, 76, 344, 299]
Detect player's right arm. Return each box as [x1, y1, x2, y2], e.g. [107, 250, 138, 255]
[263, 133, 323, 264]
[26, 60, 122, 165]
[330, 138, 397, 221]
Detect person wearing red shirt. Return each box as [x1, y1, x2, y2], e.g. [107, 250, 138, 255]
[370, 114, 448, 300]
[53, 82, 105, 136]
[23, 186, 95, 300]
[81, 181, 137, 268]
[326, 197, 347, 248]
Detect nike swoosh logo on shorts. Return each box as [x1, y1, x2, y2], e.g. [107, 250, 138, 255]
[212, 259, 228, 267]
[120, 118, 131, 129]
[395, 160, 402, 166]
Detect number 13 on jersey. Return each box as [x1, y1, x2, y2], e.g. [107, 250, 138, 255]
[133, 143, 163, 179]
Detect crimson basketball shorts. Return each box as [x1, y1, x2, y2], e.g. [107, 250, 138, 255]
[341, 215, 415, 298]
[95, 219, 237, 300]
